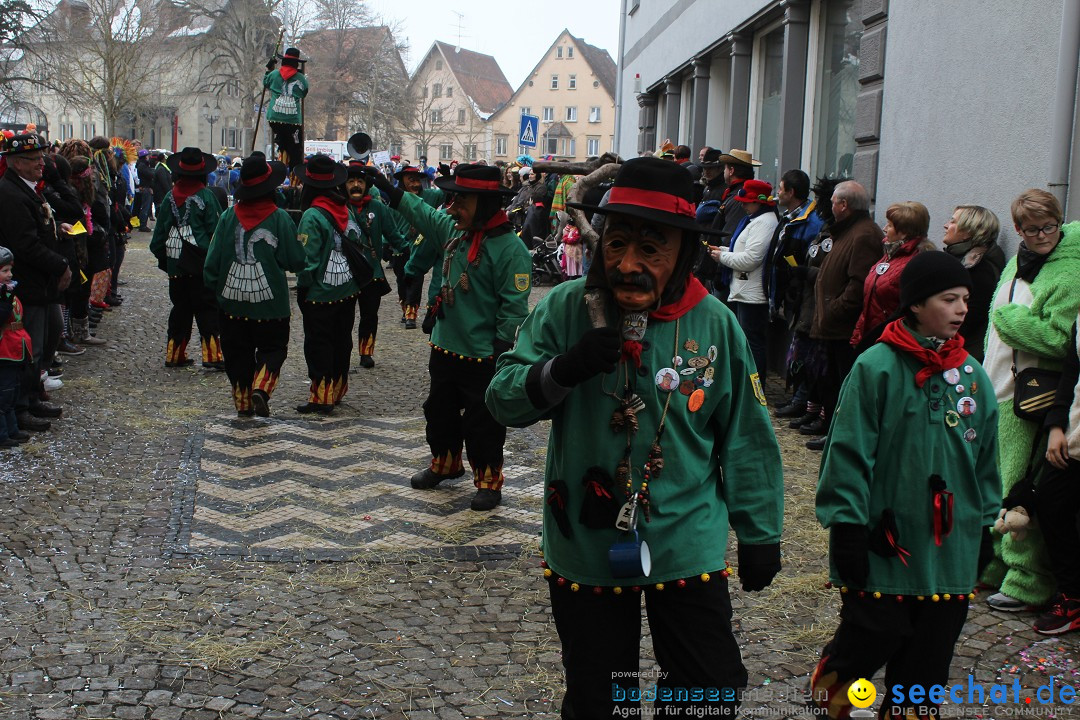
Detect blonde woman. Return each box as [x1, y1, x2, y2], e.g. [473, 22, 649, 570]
[942, 205, 1005, 361]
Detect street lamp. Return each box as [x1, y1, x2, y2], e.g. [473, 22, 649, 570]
[201, 101, 221, 149]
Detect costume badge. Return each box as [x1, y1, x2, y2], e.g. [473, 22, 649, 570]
[964, 428, 977, 443]
[943, 368, 961, 385]
[750, 372, 766, 406]
[413, 233, 424, 245]
[875, 262, 890, 276]
[957, 397, 976, 417]
[514, 273, 530, 292]
[297, 233, 308, 246]
[655, 368, 679, 392]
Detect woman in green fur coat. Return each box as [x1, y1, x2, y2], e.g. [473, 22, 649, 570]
[981, 189, 1080, 610]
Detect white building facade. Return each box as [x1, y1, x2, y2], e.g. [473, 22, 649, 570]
[615, 0, 1080, 253]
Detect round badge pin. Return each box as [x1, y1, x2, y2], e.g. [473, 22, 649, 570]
[943, 368, 961, 385]
[955, 385, 965, 394]
[875, 262, 890, 276]
[821, 239, 833, 253]
[672, 355, 683, 367]
[964, 428, 977, 443]
[809, 245, 819, 258]
[688, 388, 705, 413]
[964, 365, 974, 374]
[945, 411, 960, 427]
[957, 396, 976, 417]
[654, 368, 680, 393]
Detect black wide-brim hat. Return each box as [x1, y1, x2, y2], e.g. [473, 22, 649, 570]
[295, 153, 347, 188]
[393, 165, 424, 181]
[433, 162, 516, 196]
[234, 157, 287, 201]
[569, 156, 721, 235]
[347, 161, 380, 180]
[167, 147, 216, 178]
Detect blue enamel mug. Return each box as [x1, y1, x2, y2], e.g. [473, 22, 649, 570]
[608, 531, 652, 578]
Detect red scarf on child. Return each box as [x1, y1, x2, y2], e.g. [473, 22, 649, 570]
[279, 66, 298, 81]
[172, 178, 205, 207]
[878, 319, 967, 387]
[235, 197, 279, 231]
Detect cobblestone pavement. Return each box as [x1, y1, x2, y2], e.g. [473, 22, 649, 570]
[0, 239, 1077, 719]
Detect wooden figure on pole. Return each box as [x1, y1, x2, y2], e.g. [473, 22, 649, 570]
[261, 45, 309, 168]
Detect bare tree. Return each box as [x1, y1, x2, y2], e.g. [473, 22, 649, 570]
[0, 0, 40, 112]
[27, 0, 185, 136]
[403, 83, 457, 163]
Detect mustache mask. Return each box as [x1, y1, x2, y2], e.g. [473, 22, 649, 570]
[607, 270, 655, 291]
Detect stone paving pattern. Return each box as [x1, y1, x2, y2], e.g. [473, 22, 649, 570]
[0, 240, 1077, 719]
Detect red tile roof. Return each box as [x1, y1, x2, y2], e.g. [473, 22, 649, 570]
[432, 41, 512, 115]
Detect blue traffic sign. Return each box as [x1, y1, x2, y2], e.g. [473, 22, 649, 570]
[519, 114, 539, 148]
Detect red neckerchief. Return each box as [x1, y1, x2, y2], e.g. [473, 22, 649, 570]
[172, 178, 205, 206]
[311, 195, 349, 232]
[649, 276, 708, 321]
[349, 195, 372, 212]
[34, 180, 44, 196]
[279, 66, 298, 81]
[878, 319, 967, 388]
[720, 179, 744, 202]
[235, 197, 278, 231]
[465, 210, 509, 264]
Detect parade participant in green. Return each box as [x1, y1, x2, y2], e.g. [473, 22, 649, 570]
[149, 147, 224, 369]
[485, 157, 783, 717]
[345, 162, 403, 368]
[385, 165, 443, 329]
[293, 155, 363, 414]
[204, 155, 305, 417]
[371, 164, 529, 511]
[263, 48, 309, 169]
[812, 252, 1000, 720]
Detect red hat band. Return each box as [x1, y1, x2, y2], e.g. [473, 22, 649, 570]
[607, 187, 696, 218]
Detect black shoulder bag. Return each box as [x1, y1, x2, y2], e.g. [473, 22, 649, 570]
[1008, 279, 1060, 422]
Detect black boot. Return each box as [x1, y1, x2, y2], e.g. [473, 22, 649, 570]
[788, 411, 818, 429]
[470, 488, 502, 511]
[774, 400, 807, 418]
[410, 467, 465, 489]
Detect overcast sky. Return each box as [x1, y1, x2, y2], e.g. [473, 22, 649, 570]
[364, 0, 623, 89]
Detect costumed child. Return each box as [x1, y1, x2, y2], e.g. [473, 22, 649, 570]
[812, 251, 1001, 719]
[560, 216, 582, 279]
[204, 155, 305, 418]
[0, 246, 32, 448]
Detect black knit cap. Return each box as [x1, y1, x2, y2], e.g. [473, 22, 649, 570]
[898, 251, 972, 310]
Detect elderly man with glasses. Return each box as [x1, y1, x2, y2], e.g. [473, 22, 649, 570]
[0, 132, 73, 432]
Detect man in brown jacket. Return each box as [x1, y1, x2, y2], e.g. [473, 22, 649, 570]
[806, 180, 881, 450]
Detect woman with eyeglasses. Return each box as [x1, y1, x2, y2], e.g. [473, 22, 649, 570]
[981, 189, 1080, 617]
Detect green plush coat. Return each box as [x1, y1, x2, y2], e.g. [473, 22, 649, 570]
[295, 207, 362, 304]
[149, 187, 222, 278]
[817, 337, 1000, 595]
[392, 191, 531, 358]
[979, 221, 1080, 604]
[204, 208, 306, 319]
[486, 280, 784, 586]
[263, 70, 309, 124]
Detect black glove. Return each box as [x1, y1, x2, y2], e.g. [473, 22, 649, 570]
[266, 57, 277, 71]
[737, 542, 781, 591]
[1002, 477, 1037, 517]
[830, 523, 869, 588]
[977, 526, 996, 577]
[549, 327, 622, 387]
[370, 172, 403, 208]
[437, 163, 451, 177]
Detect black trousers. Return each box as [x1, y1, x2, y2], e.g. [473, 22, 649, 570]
[391, 251, 424, 315]
[167, 274, 221, 363]
[424, 348, 505, 487]
[300, 297, 355, 404]
[818, 338, 856, 421]
[812, 593, 969, 719]
[1036, 458, 1080, 596]
[270, 121, 303, 169]
[17, 303, 61, 411]
[356, 280, 387, 355]
[219, 313, 289, 406]
[549, 574, 745, 719]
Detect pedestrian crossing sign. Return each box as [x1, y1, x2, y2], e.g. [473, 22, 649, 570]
[519, 114, 539, 148]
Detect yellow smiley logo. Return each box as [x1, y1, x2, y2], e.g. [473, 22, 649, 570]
[847, 678, 877, 709]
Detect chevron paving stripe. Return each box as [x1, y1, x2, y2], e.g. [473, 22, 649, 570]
[181, 414, 547, 560]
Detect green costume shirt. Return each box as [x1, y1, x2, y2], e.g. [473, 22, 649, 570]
[149, 187, 222, 278]
[348, 194, 403, 282]
[393, 191, 531, 359]
[263, 70, 309, 125]
[816, 335, 1001, 596]
[295, 206, 362, 304]
[486, 280, 785, 586]
[204, 208, 306, 320]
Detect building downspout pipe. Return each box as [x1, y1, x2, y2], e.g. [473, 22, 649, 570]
[613, 0, 628, 155]
[1048, 0, 1080, 211]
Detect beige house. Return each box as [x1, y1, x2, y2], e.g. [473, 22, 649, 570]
[489, 30, 616, 163]
[401, 41, 512, 164]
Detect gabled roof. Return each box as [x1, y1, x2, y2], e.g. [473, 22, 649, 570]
[570, 33, 617, 98]
[488, 29, 617, 122]
[298, 26, 408, 80]
[541, 121, 573, 139]
[418, 41, 512, 116]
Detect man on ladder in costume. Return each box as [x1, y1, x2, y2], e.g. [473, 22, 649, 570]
[263, 47, 309, 169]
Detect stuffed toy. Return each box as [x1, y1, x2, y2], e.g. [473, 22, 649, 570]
[995, 506, 1030, 541]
